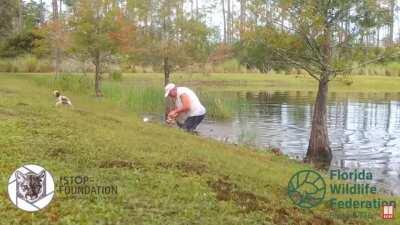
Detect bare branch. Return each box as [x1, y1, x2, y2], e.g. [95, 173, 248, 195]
[273, 49, 321, 81]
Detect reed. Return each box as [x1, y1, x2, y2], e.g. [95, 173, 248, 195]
[32, 74, 247, 120]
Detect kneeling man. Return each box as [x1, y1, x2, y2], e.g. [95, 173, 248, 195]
[165, 83, 206, 132]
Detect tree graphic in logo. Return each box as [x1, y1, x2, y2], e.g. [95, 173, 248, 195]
[288, 170, 326, 208]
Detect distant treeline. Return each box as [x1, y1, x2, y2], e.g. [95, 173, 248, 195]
[0, 0, 399, 74]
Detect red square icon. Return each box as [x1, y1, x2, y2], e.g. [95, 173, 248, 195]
[381, 205, 395, 219]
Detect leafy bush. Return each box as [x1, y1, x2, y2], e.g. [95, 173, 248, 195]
[0, 32, 43, 57]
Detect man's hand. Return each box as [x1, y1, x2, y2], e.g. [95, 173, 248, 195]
[166, 116, 175, 125]
[168, 94, 190, 119]
[168, 110, 178, 118]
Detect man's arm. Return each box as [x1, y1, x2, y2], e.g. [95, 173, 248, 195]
[168, 94, 190, 117]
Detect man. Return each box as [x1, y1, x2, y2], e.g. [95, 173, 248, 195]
[164, 83, 206, 132]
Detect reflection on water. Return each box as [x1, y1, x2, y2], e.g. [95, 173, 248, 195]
[197, 91, 400, 195]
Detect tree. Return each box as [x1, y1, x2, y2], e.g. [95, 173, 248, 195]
[235, 27, 288, 72]
[177, 18, 215, 72]
[17, 0, 23, 33]
[52, 0, 61, 76]
[260, 0, 396, 168]
[161, 3, 171, 85]
[0, 0, 17, 40]
[222, 0, 226, 43]
[388, 0, 395, 46]
[70, 0, 133, 96]
[239, 0, 246, 39]
[0, 0, 46, 57]
[129, 0, 213, 82]
[22, 0, 45, 30]
[227, 0, 231, 43]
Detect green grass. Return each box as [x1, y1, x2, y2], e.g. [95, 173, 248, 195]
[31, 74, 246, 120]
[116, 72, 400, 93]
[12, 71, 400, 93]
[14, 71, 400, 120]
[0, 74, 398, 225]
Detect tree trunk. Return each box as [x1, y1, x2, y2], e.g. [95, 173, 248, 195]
[39, 0, 44, 25]
[227, 0, 231, 43]
[52, 0, 58, 37]
[195, 0, 199, 19]
[304, 78, 332, 168]
[305, 20, 333, 169]
[94, 52, 102, 97]
[162, 14, 170, 86]
[52, 0, 61, 77]
[59, 0, 62, 15]
[240, 0, 245, 40]
[376, 26, 380, 47]
[389, 0, 395, 46]
[163, 55, 172, 119]
[191, 0, 194, 18]
[164, 56, 170, 86]
[17, 0, 23, 33]
[222, 0, 226, 43]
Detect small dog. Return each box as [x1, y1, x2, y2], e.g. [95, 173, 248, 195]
[54, 90, 73, 107]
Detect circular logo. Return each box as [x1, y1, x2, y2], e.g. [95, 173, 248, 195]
[287, 170, 326, 208]
[8, 164, 55, 212]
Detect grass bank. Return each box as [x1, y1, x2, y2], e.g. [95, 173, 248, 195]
[119, 73, 400, 93]
[0, 74, 398, 224]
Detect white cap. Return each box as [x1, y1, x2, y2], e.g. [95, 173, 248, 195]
[164, 83, 176, 98]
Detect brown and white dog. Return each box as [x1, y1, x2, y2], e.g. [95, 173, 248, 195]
[54, 90, 73, 107]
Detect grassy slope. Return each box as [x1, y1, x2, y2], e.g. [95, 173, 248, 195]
[0, 74, 397, 225]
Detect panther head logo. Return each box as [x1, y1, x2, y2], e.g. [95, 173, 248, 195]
[16, 170, 46, 202]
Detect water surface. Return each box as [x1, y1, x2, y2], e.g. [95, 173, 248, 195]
[197, 91, 400, 195]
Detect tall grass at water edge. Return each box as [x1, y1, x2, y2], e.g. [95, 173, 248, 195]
[32, 74, 247, 120]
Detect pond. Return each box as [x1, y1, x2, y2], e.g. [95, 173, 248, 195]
[196, 91, 400, 195]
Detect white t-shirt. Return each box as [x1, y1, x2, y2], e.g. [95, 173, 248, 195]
[174, 87, 206, 122]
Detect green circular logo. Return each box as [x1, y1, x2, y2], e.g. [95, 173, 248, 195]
[288, 170, 326, 208]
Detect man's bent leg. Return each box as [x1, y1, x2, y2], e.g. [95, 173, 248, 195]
[183, 115, 205, 132]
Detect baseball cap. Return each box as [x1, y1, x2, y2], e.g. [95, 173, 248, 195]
[164, 83, 176, 98]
